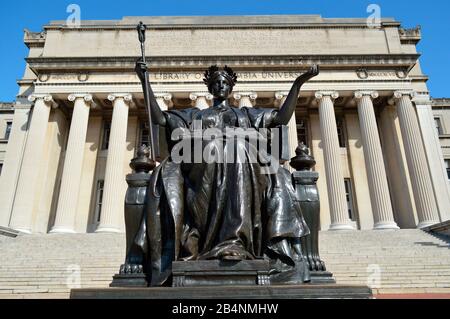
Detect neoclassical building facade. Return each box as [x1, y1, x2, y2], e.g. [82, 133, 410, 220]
[0, 15, 449, 234]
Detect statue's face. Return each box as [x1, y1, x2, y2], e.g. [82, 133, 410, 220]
[210, 75, 232, 100]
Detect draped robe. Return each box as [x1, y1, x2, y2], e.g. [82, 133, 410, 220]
[135, 105, 310, 286]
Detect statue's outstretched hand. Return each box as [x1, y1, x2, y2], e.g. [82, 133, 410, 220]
[135, 58, 148, 83]
[294, 65, 319, 85]
[307, 64, 320, 77]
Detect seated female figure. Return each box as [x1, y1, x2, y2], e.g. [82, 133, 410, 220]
[134, 62, 320, 286]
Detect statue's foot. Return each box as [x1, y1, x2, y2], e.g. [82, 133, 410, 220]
[119, 263, 144, 275]
[318, 259, 327, 272]
[219, 246, 249, 261]
[269, 260, 311, 285]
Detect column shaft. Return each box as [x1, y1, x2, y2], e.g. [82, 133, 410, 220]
[9, 95, 55, 233]
[395, 92, 440, 228]
[316, 92, 354, 231]
[355, 92, 398, 230]
[51, 95, 92, 233]
[96, 94, 131, 233]
[287, 115, 299, 159]
[0, 105, 31, 227]
[415, 99, 450, 222]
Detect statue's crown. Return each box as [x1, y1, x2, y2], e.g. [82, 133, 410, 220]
[203, 65, 238, 87]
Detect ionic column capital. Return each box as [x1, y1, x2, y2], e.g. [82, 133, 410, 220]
[108, 93, 133, 103]
[68, 93, 92, 103]
[68, 93, 98, 109]
[108, 93, 134, 108]
[155, 93, 173, 110]
[189, 92, 213, 101]
[315, 91, 339, 100]
[388, 91, 415, 106]
[233, 92, 257, 107]
[28, 94, 58, 109]
[154, 93, 173, 102]
[354, 91, 379, 100]
[393, 90, 415, 100]
[274, 91, 290, 101]
[233, 92, 258, 101]
[190, 92, 213, 109]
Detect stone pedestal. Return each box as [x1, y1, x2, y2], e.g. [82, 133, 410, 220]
[71, 285, 373, 299]
[110, 273, 148, 288]
[172, 260, 270, 287]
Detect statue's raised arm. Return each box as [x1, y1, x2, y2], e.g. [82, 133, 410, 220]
[273, 65, 319, 126]
[135, 60, 166, 126]
[135, 22, 166, 127]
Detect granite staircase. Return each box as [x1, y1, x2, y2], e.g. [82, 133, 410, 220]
[0, 229, 449, 298]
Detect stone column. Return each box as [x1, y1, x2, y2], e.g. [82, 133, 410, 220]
[155, 93, 173, 111]
[276, 92, 299, 161]
[0, 104, 31, 227]
[50, 94, 95, 234]
[392, 91, 440, 228]
[233, 92, 257, 108]
[190, 93, 213, 110]
[355, 91, 399, 230]
[96, 94, 132, 233]
[315, 91, 354, 231]
[9, 94, 57, 233]
[414, 94, 450, 222]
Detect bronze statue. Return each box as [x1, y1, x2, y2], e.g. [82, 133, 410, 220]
[116, 22, 321, 287]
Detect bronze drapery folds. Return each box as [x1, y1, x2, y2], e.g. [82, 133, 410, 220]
[125, 22, 320, 286]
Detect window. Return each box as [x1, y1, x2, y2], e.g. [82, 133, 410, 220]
[4, 122, 12, 140]
[94, 180, 105, 223]
[296, 118, 309, 147]
[0, 163, 3, 176]
[336, 118, 347, 148]
[445, 160, 450, 180]
[434, 118, 444, 136]
[101, 122, 111, 150]
[139, 121, 150, 148]
[344, 179, 356, 221]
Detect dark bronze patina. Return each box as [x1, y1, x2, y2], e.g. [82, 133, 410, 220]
[115, 22, 323, 287]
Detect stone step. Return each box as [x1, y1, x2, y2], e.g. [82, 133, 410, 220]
[0, 229, 448, 297]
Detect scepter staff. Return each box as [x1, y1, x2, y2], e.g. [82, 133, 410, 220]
[137, 21, 157, 162]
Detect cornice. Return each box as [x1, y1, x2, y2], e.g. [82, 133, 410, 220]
[24, 30, 46, 49]
[43, 16, 400, 31]
[26, 54, 421, 73]
[399, 26, 421, 44]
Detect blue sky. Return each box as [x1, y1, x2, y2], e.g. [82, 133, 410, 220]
[0, 0, 449, 101]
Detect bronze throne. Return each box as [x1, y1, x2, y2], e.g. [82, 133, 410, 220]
[111, 127, 334, 287]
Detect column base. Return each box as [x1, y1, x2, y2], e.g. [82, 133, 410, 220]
[50, 227, 76, 234]
[329, 223, 355, 231]
[11, 227, 32, 234]
[95, 226, 123, 234]
[373, 222, 400, 230]
[417, 221, 440, 229]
